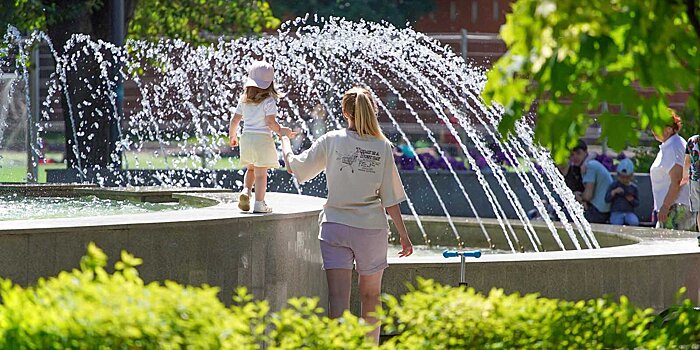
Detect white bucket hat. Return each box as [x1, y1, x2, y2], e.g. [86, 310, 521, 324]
[244, 60, 274, 89]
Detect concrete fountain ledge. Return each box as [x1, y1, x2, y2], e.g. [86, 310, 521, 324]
[385, 220, 700, 311]
[0, 191, 327, 311]
[1, 190, 699, 312]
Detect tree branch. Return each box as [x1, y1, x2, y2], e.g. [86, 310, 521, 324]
[686, 0, 700, 39]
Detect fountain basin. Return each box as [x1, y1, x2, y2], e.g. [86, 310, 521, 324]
[0, 191, 327, 312]
[0, 192, 697, 312]
[0, 184, 237, 220]
[380, 221, 700, 312]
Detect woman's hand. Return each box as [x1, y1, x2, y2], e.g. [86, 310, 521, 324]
[658, 204, 670, 224]
[398, 234, 413, 258]
[386, 204, 413, 257]
[229, 134, 238, 147]
[280, 136, 294, 174]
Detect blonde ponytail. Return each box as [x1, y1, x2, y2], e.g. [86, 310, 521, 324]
[342, 87, 388, 142]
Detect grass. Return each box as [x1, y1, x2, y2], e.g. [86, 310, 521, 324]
[122, 150, 244, 170]
[0, 150, 246, 183]
[0, 152, 66, 183]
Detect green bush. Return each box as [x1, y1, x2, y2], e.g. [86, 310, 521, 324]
[0, 243, 374, 349]
[1, 245, 698, 349]
[377, 278, 700, 349]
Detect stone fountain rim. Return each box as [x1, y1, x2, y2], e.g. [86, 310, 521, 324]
[0, 191, 326, 234]
[1, 191, 695, 265]
[391, 216, 699, 264]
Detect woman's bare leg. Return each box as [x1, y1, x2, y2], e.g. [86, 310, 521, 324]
[359, 270, 384, 344]
[325, 269, 352, 319]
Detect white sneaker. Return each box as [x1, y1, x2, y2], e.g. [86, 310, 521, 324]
[253, 201, 272, 213]
[238, 192, 251, 212]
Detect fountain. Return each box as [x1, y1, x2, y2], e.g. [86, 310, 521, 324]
[1, 17, 699, 312]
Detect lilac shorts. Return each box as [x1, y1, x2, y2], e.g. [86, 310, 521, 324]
[319, 222, 389, 275]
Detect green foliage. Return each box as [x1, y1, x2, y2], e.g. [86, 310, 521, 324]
[128, 0, 281, 44]
[2, 0, 43, 33]
[0, 243, 374, 349]
[483, 0, 700, 162]
[632, 146, 658, 173]
[270, 0, 435, 28]
[679, 106, 700, 138]
[3, 246, 700, 348]
[377, 278, 700, 349]
[2, 0, 105, 34]
[2, 0, 279, 44]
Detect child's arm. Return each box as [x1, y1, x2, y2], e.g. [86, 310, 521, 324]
[265, 115, 294, 137]
[229, 114, 242, 147]
[629, 186, 640, 207]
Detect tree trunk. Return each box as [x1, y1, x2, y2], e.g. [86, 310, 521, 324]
[43, 0, 136, 172]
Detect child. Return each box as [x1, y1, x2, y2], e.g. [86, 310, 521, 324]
[683, 133, 700, 230]
[604, 158, 639, 226]
[229, 60, 295, 213]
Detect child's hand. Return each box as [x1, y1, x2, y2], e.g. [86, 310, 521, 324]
[625, 193, 635, 202]
[229, 135, 239, 148]
[611, 187, 624, 195]
[280, 127, 296, 138]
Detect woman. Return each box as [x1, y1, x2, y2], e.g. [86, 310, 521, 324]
[650, 111, 694, 230]
[280, 87, 413, 344]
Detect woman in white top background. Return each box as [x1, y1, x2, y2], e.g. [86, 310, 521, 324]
[650, 111, 694, 230]
[281, 87, 413, 344]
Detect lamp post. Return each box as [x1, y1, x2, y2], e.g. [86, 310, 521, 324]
[110, 0, 125, 170]
[26, 43, 40, 183]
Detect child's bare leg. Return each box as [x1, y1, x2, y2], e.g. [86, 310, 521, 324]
[254, 167, 268, 202]
[244, 165, 255, 193]
[238, 165, 255, 212]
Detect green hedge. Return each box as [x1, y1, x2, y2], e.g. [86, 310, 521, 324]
[0, 244, 375, 349]
[378, 279, 700, 349]
[0, 244, 698, 349]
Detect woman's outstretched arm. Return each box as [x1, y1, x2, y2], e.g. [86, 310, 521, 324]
[281, 136, 294, 174]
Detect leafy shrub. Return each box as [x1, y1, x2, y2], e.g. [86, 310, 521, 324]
[1, 246, 698, 349]
[0, 243, 374, 350]
[377, 278, 700, 349]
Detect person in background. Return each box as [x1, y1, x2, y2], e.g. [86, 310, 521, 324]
[580, 154, 614, 224]
[650, 110, 694, 230]
[605, 158, 639, 226]
[562, 139, 587, 195]
[567, 140, 613, 223]
[682, 131, 700, 230]
[310, 103, 328, 139]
